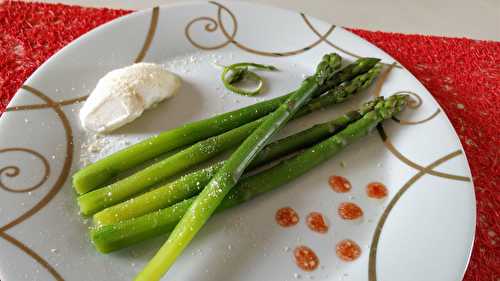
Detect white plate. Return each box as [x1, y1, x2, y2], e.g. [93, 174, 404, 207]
[0, 1, 475, 281]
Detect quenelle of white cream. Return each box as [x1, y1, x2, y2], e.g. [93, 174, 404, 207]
[80, 63, 181, 133]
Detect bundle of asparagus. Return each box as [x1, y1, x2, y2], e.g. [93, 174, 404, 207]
[72, 53, 408, 281]
[92, 97, 382, 227]
[90, 95, 408, 254]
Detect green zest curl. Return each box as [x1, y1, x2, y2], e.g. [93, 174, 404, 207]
[221, 62, 278, 96]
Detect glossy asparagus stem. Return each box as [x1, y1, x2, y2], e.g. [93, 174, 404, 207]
[90, 94, 409, 254]
[93, 97, 382, 226]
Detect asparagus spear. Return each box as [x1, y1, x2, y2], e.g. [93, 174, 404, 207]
[134, 55, 380, 281]
[93, 97, 382, 226]
[72, 55, 342, 195]
[90, 94, 409, 253]
[77, 63, 382, 216]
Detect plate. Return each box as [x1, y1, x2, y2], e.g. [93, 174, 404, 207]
[0, 1, 475, 280]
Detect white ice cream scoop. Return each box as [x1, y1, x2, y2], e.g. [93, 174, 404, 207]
[80, 62, 181, 133]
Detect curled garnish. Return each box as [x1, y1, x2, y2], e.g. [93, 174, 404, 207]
[220, 62, 278, 96]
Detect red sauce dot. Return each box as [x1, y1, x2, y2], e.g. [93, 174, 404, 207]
[338, 202, 363, 220]
[294, 246, 320, 271]
[275, 207, 299, 227]
[336, 239, 361, 261]
[306, 212, 329, 233]
[366, 182, 388, 199]
[329, 175, 351, 193]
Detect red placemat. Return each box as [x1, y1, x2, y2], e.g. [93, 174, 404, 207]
[0, 1, 498, 280]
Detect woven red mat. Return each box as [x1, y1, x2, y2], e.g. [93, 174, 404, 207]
[0, 1, 499, 280]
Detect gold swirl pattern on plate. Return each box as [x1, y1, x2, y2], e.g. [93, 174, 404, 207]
[367, 60, 471, 280]
[300, 14, 402, 68]
[5, 7, 160, 112]
[5, 95, 88, 112]
[368, 150, 465, 281]
[0, 85, 73, 281]
[377, 125, 470, 182]
[186, 1, 401, 68]
[390, 91, 441, 125]
[134, 7, 160, 63]
[0, 148, 50, 193]
[372, 65, 442, 124]
[1, 86, 74, 232]
[0, 231, 64, 281]
[186, 1, 335, 56]
[372, 64, 469, 181]
[0, 8, 161, 280]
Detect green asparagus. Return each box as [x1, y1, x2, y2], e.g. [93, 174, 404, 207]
[133, 55, 380, 281]
[93, 97, 382, 226]
[90, 94, 409, 253]
[77, 62, 382, 216]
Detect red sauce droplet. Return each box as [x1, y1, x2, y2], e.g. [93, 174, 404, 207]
[366, 182, 388, 199]
[336, 239, 361, 261]
[338, 202, 363, 220]
[275, 207, 299, 227]
[306, 212, 329, 233]
[329, 175, 352, 193]
[294, 246, 320, 271]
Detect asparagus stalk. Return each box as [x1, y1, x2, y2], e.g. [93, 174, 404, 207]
[93, 97, 382, 226]
[72, 55, 342, 195]
[77, 62, 382, 216]
[90, 94, 409, 253]
[134, 55, 380, 281]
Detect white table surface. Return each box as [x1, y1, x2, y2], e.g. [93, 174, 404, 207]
[35, 0, 499, 41]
